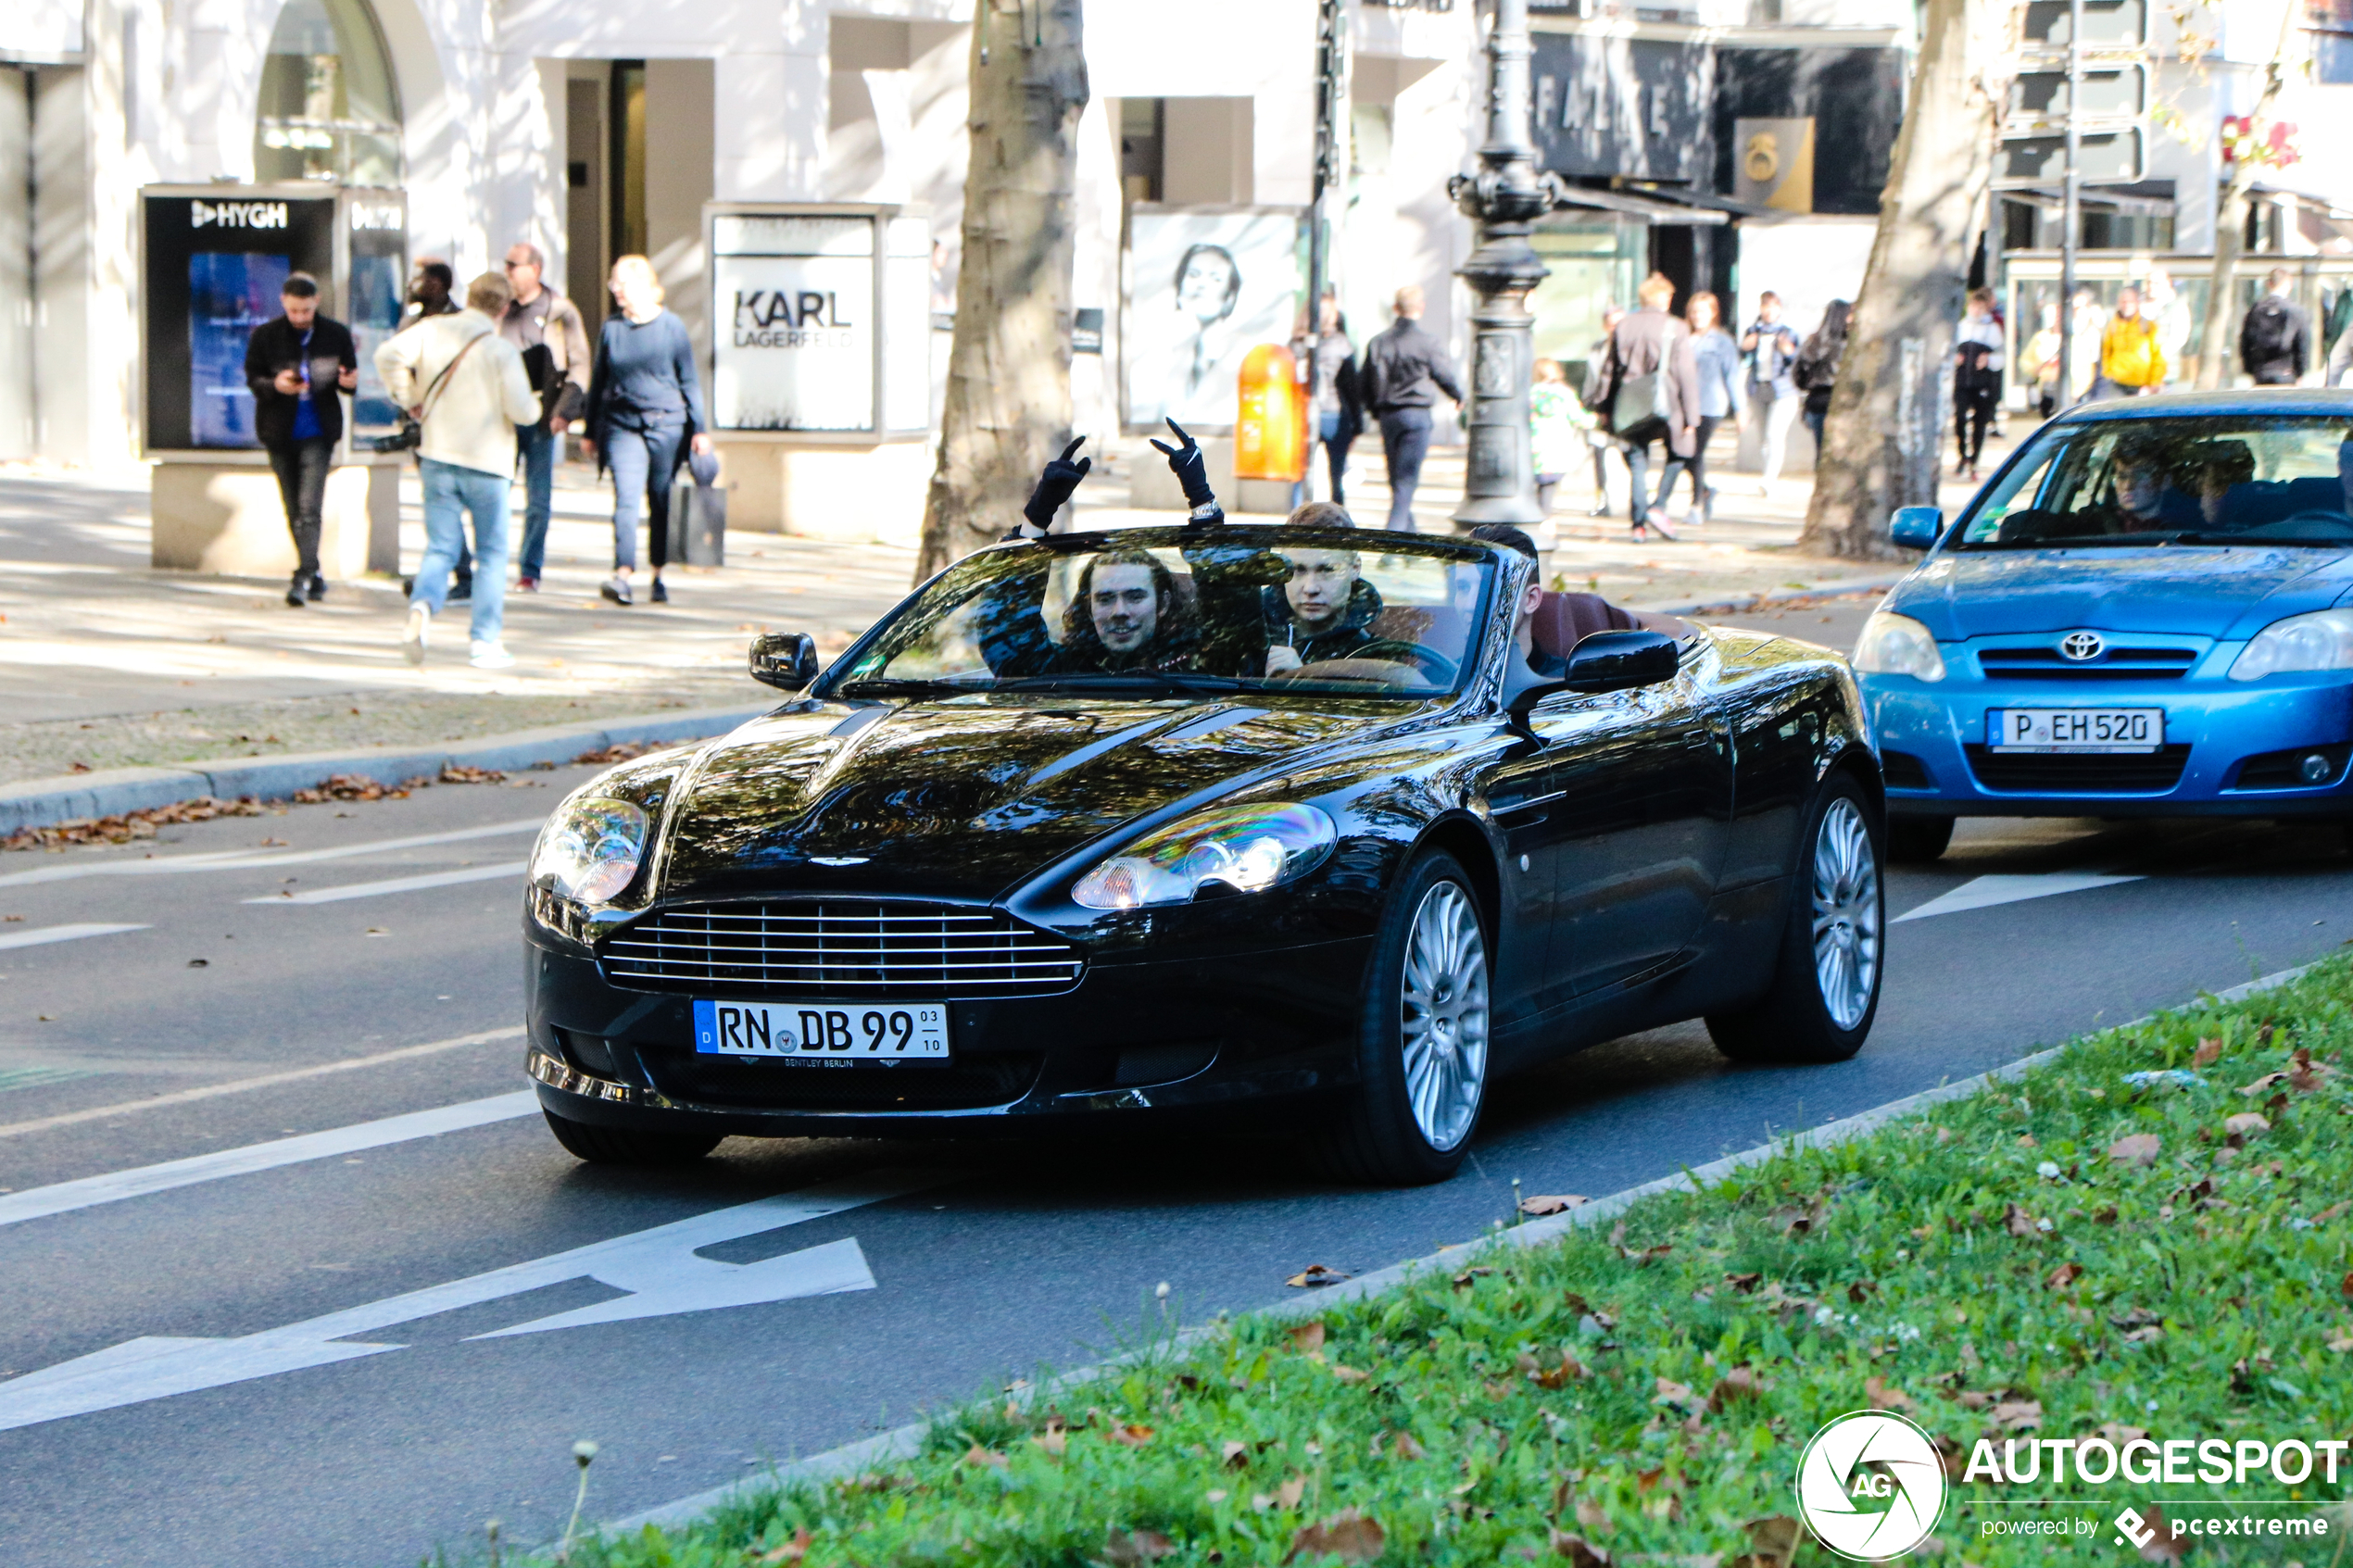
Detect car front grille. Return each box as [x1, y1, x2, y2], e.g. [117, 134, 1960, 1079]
[1963, 743, 2192, 794]
[600, 900, 1084, 998]
[1976, 646, 2199, 681]
[645, 1050, 1044, 1111]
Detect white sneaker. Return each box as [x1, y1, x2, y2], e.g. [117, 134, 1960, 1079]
[469, 640, 516, 670]
[401, 602, 431, 666]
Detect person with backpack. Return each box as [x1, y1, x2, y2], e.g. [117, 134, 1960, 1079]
[2240, 268, 2311, 385]
[1953, 287, 2005, 480]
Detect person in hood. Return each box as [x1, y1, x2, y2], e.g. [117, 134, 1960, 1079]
[1262, 532, 1383, 674]
[2240, 269, 2311, 386]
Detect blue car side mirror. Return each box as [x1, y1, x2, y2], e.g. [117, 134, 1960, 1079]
[1890, 506, 1944, 550]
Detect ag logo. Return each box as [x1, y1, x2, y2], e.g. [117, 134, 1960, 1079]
[2060, 631, 2105, 661]
[1794, 1411, 1947, 1560]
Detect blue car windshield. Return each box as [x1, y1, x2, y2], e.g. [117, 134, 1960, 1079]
[1957, 415, 2353, 549]
[827, 528, 1495, 699]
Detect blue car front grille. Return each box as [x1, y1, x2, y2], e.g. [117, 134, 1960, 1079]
[1976, 646, 2199, 681]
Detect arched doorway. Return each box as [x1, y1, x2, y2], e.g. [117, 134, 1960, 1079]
[253, 0, 402, 186]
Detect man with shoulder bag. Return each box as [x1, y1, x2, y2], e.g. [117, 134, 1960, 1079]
[1590, 271, 1701, 541]
[499, 243, 591, 592]
[375, 272, 542, 670]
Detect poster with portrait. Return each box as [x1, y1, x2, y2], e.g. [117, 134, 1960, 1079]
[1125, 209, 1303, 433]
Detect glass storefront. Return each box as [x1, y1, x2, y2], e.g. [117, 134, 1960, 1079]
[253, 0, 402, 186]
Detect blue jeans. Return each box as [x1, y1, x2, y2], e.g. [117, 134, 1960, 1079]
[1377, 408, 1432, 532]
[415, 458, 509, 646]
[514, 422, 556, 580]
[607, 417, 686, 571]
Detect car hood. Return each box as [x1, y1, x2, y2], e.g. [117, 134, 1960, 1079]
[648, 696, 1376, 903]
[1892, 546, 2353, 641]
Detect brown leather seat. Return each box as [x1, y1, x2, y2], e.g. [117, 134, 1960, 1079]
[1529, 591, 1638, 661]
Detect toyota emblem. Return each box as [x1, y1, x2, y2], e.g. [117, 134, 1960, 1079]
[2059, 631, 2105, 661]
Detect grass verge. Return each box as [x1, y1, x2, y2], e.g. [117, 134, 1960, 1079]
[569, 960, 2353, 1568]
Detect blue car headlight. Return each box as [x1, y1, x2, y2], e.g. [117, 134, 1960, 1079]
[1073, 803, 1337, 910]
[2230, 608, 2353, 681]
[530, 797, 649, 904]
[1853, 611, 1946, 682]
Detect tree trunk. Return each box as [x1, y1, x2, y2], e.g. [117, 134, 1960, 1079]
[914, 0, 1088, 582]
[1797, 0, 2005, 560]
[2196, 170, 2252, 390]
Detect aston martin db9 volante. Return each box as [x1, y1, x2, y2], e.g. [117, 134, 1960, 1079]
[523, 524, 1883, 1184]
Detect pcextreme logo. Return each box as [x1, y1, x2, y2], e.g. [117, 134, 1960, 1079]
[1795, 1411, 1949, 1561]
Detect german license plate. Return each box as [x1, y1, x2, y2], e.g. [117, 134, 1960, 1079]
[1988, 708, 2164, 754]
[691, 998, 950, 1066]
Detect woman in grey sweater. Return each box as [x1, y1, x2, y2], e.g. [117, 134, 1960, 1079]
[1655, 292, 1743, 528]
[581, 255, 711, 606]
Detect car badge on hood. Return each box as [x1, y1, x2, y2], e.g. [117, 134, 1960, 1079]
[2059, 631, 2105, 661]
[809, 856, 870, 867]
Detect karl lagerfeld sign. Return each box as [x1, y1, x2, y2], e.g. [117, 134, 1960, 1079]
[708, 207, 930, 436]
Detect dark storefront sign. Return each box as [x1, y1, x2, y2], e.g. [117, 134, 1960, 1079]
[1710, 47, 1902, 216]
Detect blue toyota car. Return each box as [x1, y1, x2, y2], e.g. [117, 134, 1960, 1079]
[1856, 390, 2353, 860]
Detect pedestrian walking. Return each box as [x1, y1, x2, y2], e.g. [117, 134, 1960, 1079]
[1794, 298, 1851, 460]
[1584, 304, 1627, 515]
[1591, 271, 1701, 542]
[581, 255, 711, 604]
[1739, 291, 1803, 493]
[2240, 268, 2311, 385]
[376, 270, 540, 670]
[1953, 287, 2004, 480]
[1288, 291, 1362, 508]
[2095, 286, 2166, 401]
[1655, 290, 1742, 527]
[404, 258, 457, 322]
[2063, 289, 2105, 407]
[498, 242, 591, 593]
[1357, 284, 1464, 533]
[1528, 357, 1592, 521]
[2022, 301, 2063, 419]
[244, 272, 359, 608]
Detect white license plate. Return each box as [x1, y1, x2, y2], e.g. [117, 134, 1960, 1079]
[691, 998, 950, 1065]
[1988, 708, 2164, 754]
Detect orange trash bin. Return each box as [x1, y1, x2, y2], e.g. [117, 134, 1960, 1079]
[1233, 343, 1306, 483]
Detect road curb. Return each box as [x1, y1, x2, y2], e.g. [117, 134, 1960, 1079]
[574, 960, 2319, 1550]
[0, 702, 774, 837]
[1639, 571, 1909, 619]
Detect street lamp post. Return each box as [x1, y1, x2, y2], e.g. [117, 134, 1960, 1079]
[1449, 0, 1552, 529]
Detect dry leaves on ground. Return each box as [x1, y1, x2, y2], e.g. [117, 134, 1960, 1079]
[291, 773, 409, 804]
[2004, 1203, 2045, 1239]
[1864, 1375, 1915, 1411]
[756, 1528, 812, 1563]
[1101, 1527, 1177, 1566]
[1518, 1194, 1589, 1217]
[1736, 1514, 1803, 1568]
[1992, 1399, 2044, 1431]
[2045, 1261, 2085, 1291]
[1, 794, 264, 851]
[437, 762, 508, 784]
[962, 1445, 1008, 1469]
[2191, 1037, 2223, 1068]
[1287, 1264, 1350, 1288]
[1285, 1510, 1385, 1565]
[2223, 1112, 2271, 1144]
[1608, 1220, 1672, 1264]
[574, 740, 663, 765]
[1546, 1529, 1613, 1567]
[2108, 1133, 2162, 1166]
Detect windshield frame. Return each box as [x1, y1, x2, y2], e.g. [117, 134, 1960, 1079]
[1944, 407, 2353, 553]
[809, 525, 1508, 706]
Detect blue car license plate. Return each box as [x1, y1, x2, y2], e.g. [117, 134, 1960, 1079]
[692, 998, 950, 1066]
[1988, 707, 2164, 754]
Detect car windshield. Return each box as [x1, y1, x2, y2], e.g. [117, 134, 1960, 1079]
[828, 528, 1495, 699]
[1957, 414, 2353, 550]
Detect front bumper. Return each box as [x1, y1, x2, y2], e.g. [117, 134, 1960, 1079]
[523, 931, 1374, 1137]
[1866, 671, 2353, 817]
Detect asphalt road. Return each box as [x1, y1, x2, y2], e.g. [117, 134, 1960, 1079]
[5, 601, 2348, 1565]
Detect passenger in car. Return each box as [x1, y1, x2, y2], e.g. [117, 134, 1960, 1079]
[1469, 524, 1574, 677]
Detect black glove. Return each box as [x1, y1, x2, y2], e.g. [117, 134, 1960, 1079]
[1013, 435, 1090, 537]
[1149, 418, 1223, 524]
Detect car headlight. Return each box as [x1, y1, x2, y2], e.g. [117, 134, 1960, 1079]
[2230, 608, 2353, 681]
[1853, 610, 1947, 682]
[1072, 802, 1337, 910]
[530, 797, 649, 904]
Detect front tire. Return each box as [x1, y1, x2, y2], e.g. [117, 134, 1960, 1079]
[542, 1109, 723, 1166]
[1886, 814, 1955, 863]
[1318, 851, 1491, 1185]
[1706, 772, 1883, 1064]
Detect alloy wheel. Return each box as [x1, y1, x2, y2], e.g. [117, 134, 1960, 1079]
[1398, 881, 1490, 1150]
[1810, 797, 1882, 1031]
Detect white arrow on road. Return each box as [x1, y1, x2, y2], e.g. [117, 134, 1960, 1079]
[1894, 871, 2145, 923]
[0, 1170, 947, 1433]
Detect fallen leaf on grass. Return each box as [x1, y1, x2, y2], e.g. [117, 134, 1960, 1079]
[2327, 1335, 2353, 1353]
[2290, 1047, 2334, 1091]
[2340, 1271, 2353, 1302]
[2004, 1203, 2044, 1239]
[1957, 1390, 1994, 1411]
[963, 1444, 1009, 1469]
[1287, 1264, 1350, 1288]
[1453, 1267, 1496, 1290]
[757, 1528, 812, 1563]
[1102, 1527, 1178, 1565]
[2135, 1505, 2190, 1562]
[1573, 1498, 1613, 1536]
[1992, 1399, 2044, 1431]
[1864, 1375, 1915, 1411]
[2108, 1133, 2162, 1166]
[2223, 1112, 2271, 1144]
[1608, 1220, 1673, 1264]
[1032, 1424, 1067, 1457]
[2314, 1200, 2350, 1225]
[2239, 1073, 2290, 1098]
[2191, 1038, 2223, 1069]
[1289, 1321, 1327, 1354]
[1652, 1377, 1699, 1410]
[1723, 1272, 1763, 1294]
[1275, 1475, 1307, 1508]
[1286, 1510, 1385, 1564]
[1709, 1366, 1764, 1410]
[1519, 1194, 1589, 1216]
[1738, 1514, 1803, 1568]
[1104, 1424, 1155, 1448]
[1547, 1530, 1613, 1567]
[1330, 1363, 1372, 1385]
[1222, 1440, 1252, 1469]
[2045, 1261, 2085, 1291]
[1380, 1430, 1427, 1461]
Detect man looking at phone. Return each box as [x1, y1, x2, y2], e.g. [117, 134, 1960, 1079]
[244, 272, 359, 608]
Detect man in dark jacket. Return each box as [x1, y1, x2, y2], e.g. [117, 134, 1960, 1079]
[1358, 285, 1465, 532]
[2240, 269, 2311, 385]
[243, 272, 358, 608]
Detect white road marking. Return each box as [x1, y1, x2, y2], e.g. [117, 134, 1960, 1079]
[0, 1172, 946, 1433]
[0, 1091, 538, 1230]
[0, 819, 545, 892]
[245, 860, 527, 904]
[1894, 871, 2145, 923]
[0, 1025, 525, 1141]
[0, 922, 149, 952]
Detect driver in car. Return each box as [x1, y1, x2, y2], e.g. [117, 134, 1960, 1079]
[2087, 437, 2181, 535]
[1263, 534, 1385, 674]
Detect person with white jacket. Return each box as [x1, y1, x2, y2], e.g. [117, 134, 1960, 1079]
[376, 271, 541, 669]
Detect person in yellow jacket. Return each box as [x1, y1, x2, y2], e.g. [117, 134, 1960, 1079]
[2096, 286, 2167, 398]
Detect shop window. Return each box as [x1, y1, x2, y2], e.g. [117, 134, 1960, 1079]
[1120, 98, 1164, 204]
[253, 0, 401, 185]
[2310, 0, 2353, 84]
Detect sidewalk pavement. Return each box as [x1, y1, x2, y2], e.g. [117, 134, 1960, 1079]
[0, 419, 1996, 829]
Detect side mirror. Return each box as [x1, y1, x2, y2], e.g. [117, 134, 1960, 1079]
[1504, 629, 1680, 724]
[749, 632, 820, 692]
[1890, 505, 1944, 550]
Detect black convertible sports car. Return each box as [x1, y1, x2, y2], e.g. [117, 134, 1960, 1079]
[523, 524, 1884, 1184]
